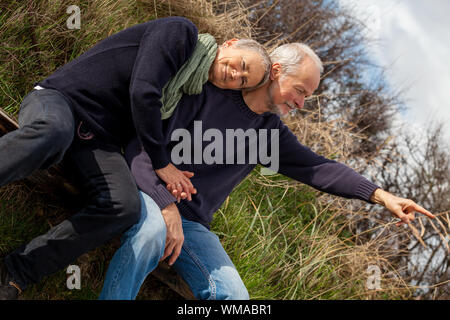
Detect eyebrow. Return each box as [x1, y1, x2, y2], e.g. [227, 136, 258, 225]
[296, 85, 311, 96]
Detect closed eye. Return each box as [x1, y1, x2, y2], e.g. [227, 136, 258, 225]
[240, 59, 249, 88]
[241, 77, 247, 87]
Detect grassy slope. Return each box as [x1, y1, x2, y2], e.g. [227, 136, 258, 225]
[0, 0, 411, 299]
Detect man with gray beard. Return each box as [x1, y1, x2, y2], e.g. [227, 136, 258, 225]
[99, 43, 435, 300]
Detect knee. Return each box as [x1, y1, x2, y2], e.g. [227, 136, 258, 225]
[34, 111, 74, 145]
[50, 121, 74, 148]
[207, 267, 249, 300]
[114, 189, 141, 228]
[131, 219, 166, 259]
[20, 117, 74, 159]
[123, 201, 166, 260]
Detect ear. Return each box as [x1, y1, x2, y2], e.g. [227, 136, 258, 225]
[222, 38, 239, 47]
[270, 63, 282, 80]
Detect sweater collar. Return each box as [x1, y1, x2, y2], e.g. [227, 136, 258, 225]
[229, 90, 262, 120]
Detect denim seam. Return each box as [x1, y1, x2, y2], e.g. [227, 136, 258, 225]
[182, 243, 217, 300]
[109, 232, 134, 294]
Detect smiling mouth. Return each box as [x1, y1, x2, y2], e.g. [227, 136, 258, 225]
[285, 102, 295, 110]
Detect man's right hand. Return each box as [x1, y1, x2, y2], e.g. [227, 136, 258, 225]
[370, 188, 435, 226]
[160, 203, 184, 266]
[155, 163, 197, 202]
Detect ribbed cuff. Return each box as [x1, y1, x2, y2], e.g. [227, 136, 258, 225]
[149, 184, 176, 210]
[354, 179, 380, 204]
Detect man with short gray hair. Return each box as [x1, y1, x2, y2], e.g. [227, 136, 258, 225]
[99, 42, 435, 300]
[270, 43, 324, 75]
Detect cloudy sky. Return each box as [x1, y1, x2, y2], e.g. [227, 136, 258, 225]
[338, 0, 450, 142]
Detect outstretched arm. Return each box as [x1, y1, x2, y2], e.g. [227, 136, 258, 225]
[272, 120, 435, 226]
[273, 120, 380, 202]
[272, 120, 435, 225]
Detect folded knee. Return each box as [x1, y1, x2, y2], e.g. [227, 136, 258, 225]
[122, 195, 166, 253]
[118, 191, 141, 227]
[32, 116, 74, 147]
[93, 189, 141, 228]
[130, 214, 166, 254]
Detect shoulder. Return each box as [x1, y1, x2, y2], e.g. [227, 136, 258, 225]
[161, 16, 197, 29]
[142, 17, 198, 52]
[144, 17, 198, 36]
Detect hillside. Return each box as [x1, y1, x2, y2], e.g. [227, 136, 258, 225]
[0, 0, 448, 300]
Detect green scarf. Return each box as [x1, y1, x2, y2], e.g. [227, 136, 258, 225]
[160, 33, 217, 120]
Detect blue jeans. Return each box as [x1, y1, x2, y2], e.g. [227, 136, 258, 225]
[99, 191, 249, 300]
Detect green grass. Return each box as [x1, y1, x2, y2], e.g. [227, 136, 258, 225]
[211, 168, 410, 299]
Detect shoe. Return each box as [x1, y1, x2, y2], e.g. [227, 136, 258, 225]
[0, 260, 21, 300]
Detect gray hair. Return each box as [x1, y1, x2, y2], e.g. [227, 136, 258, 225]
[270, 43, 323, 76]
[232, 39, 272, 90]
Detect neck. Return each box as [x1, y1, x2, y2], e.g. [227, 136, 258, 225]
[242, 82, 271, 114]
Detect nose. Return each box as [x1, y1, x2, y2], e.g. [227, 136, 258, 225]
[294, 96, 305, 109]
[231, 68, 242, 80]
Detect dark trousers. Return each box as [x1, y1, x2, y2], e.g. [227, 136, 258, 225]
[0, 89, 140, 289]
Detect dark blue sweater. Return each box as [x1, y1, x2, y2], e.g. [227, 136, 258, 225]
[126, 82, 380, 229]
[37, 17, 198, 169]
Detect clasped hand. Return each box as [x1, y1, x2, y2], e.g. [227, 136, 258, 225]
[155, 163, 196, 265]
[155, 163, 197, 202]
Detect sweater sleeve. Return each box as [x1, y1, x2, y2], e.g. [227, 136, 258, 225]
[129, 17, 198, 169]
[125, 137, 177, 210]
[268, 120, 379, 203]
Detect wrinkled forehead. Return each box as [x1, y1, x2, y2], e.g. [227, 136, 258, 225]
[286, 60, 321, 92]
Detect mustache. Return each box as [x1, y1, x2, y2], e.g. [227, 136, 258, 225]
[267, 103, 296, 118]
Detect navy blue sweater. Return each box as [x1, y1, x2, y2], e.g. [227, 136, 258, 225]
[126, 83, 380, 229]
[37, 17, 198, 169]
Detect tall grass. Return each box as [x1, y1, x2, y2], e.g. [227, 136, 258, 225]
[211, 168, 412, 299]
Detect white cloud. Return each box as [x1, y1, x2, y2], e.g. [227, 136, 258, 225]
[339, 0, 450, 142]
